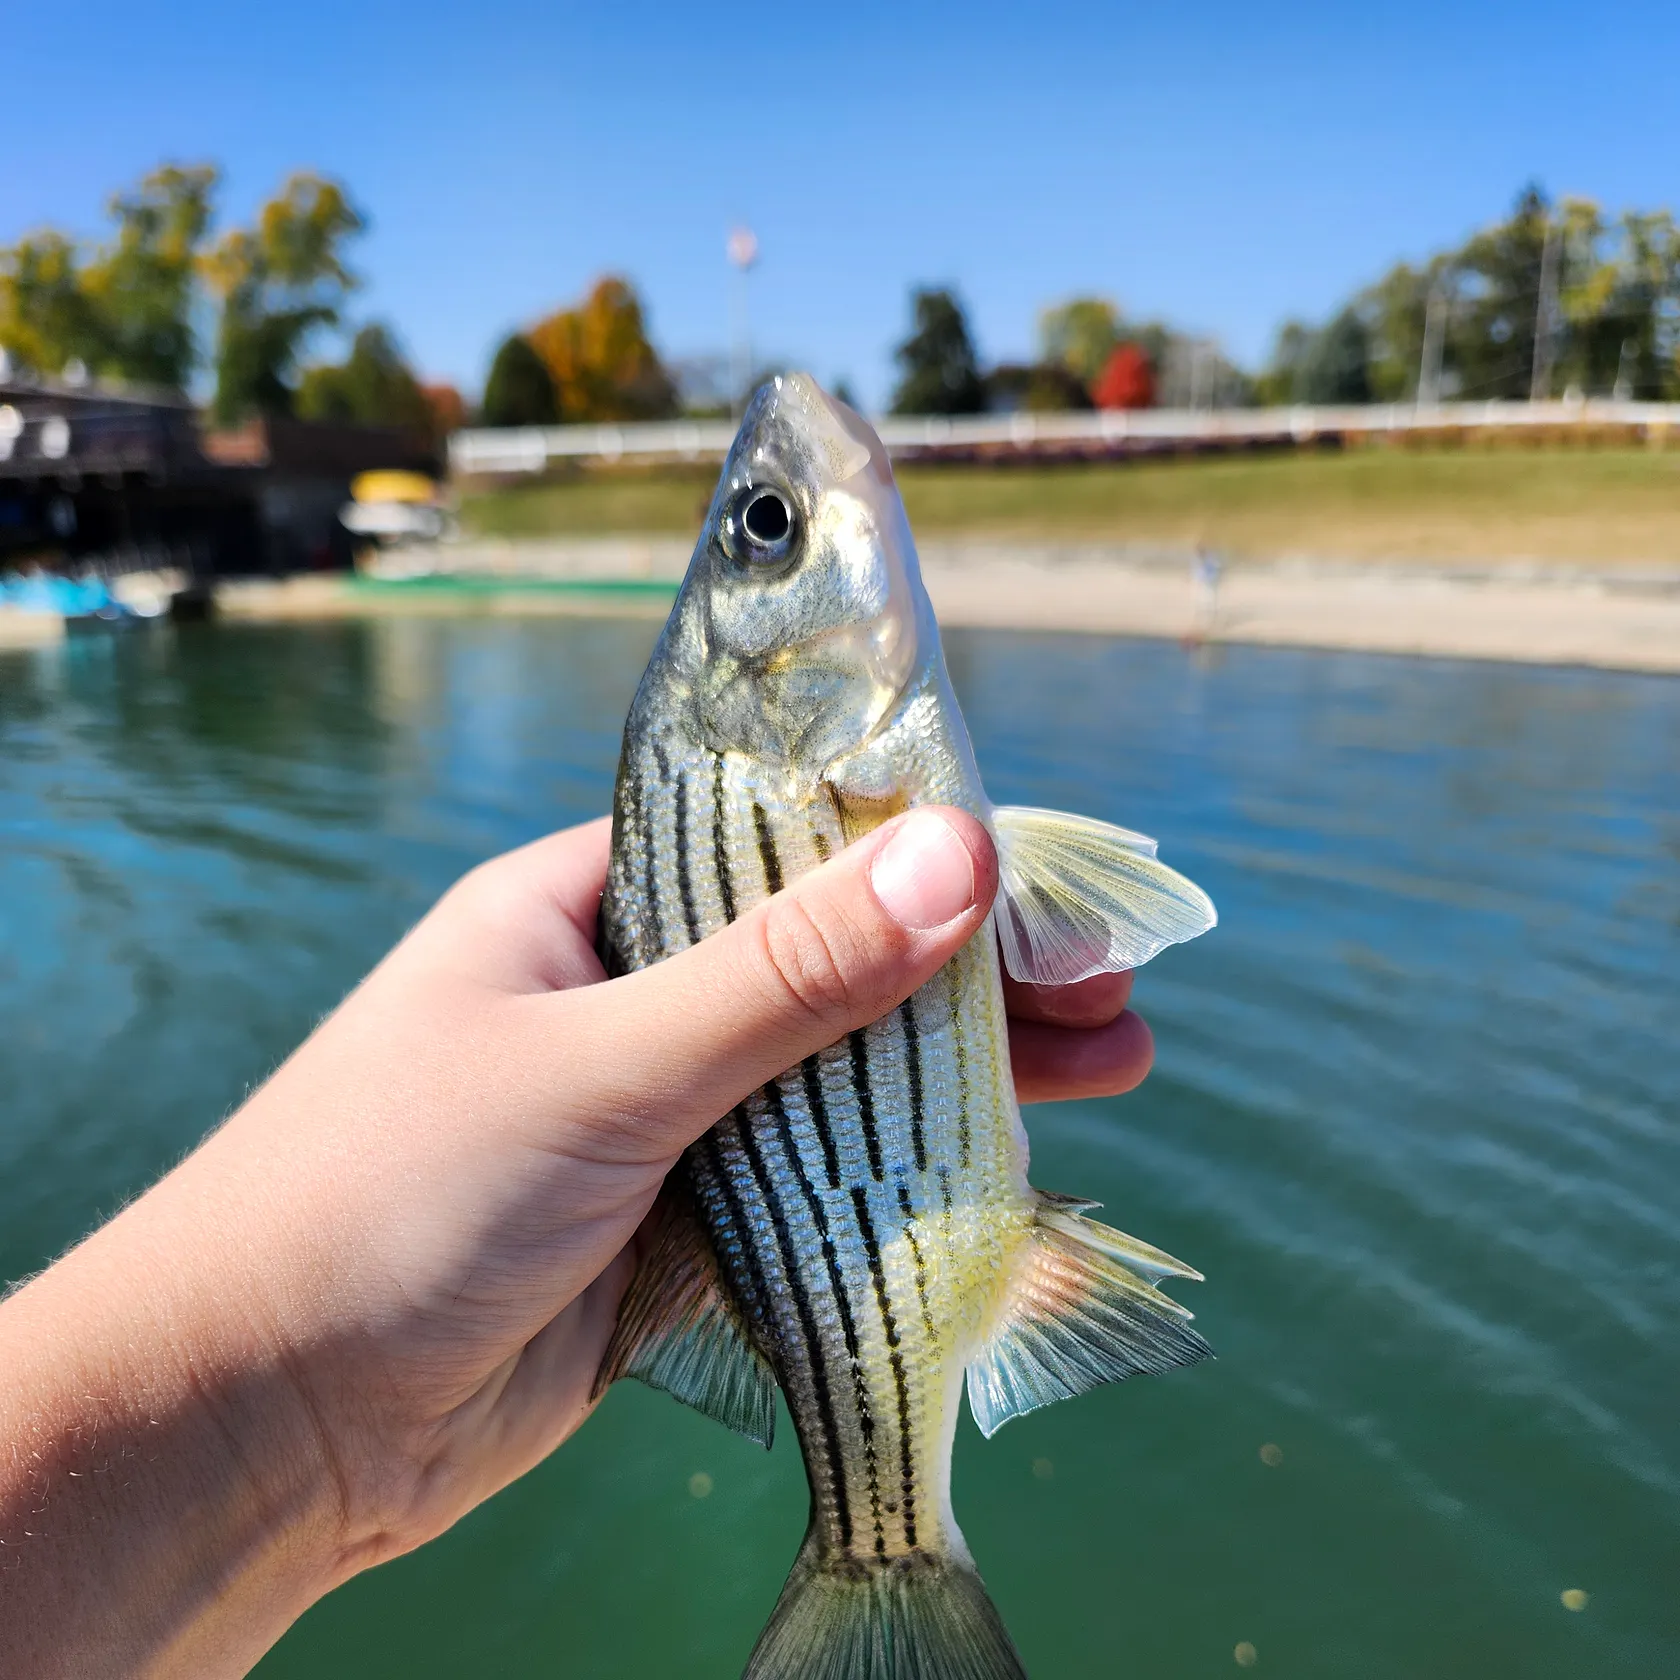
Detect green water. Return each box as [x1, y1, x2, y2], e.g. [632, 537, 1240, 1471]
[2, 620, 1675, 1677]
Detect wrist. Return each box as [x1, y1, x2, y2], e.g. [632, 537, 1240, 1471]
[0, 1176, 352, 1676]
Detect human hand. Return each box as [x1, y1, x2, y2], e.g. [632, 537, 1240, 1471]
[0, 807, 1154, 1678]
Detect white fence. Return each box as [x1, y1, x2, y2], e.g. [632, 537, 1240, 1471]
[450, 398, 1680, 476]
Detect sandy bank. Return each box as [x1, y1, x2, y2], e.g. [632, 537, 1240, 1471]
[212, 539, 1680, 676]
[0, 610, 67, 650]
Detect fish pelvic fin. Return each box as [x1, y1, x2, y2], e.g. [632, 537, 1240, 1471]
[965, 1190, 1211, 1439]
[991, 804, 1216, 985]
[743, 1533, 1026, 1680]
[593, 1193, 777, 1449]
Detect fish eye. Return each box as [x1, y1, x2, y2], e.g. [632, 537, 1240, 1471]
[727, 486, 798, 564]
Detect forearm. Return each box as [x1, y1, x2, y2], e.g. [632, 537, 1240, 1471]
[0, 1179, 347, 1679]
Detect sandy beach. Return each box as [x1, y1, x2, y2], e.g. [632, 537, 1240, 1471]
[206, 538, 1680, 676]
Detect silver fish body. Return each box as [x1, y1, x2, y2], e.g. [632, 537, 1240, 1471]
[597, 375, 1217, 1680]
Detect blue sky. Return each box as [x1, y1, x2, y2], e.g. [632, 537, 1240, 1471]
[5, 0, 1677, 406]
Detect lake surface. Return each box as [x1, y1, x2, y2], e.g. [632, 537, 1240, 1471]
[2, 618, 1675, 1678]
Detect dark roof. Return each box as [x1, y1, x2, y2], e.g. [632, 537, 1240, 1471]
[0, 382, 436, 483]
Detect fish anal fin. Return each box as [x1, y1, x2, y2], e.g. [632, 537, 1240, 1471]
[965, 1190, 1211, 1439]
[991, 804, 1217, 986]
[594, 1195, 777, 1449]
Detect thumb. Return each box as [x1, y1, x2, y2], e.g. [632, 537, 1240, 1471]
[563, 806, 998, 1160]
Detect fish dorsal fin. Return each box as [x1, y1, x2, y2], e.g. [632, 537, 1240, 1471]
[594, 1195, 778, 1448]
[991, 805, 1217, 986]
[965, 1191, 1211, 1438]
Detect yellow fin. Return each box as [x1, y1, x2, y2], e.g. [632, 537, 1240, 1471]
[965, 1190, 1210, 1438]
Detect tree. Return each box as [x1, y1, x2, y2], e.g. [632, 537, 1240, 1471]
[0, 164, 217, 389]
[1092, 343, 1155, 410]
[81, 165, 217, 389]
[481, 334, 559, 426]
[984, 362, 1090, 412]
[1557, 207, 1680, 398]
[204, 173, 363, 423]
[890, 288, 984, 415]
[296, 323, 431, 430]
[1296, 309, 1373, 403]
[1253, 321, 1312, 405]
[0, 232, 102, 378]
[421, 382, 467, 437]
[1449, 184, 1552, 400]
[526, 278, 675, 421]
[1254, 310, 1371, 404]
[1040, 297, 1120, 387]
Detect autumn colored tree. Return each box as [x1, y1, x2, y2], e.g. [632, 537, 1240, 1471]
[420, 383, 466, 437]
[204, 173, 363, 422]
[1091, 343, 1155, 410]
[481, 334, 559, 427]
[526, 278, 675, 421]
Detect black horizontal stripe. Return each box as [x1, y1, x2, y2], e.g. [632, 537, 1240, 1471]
[690, 1133, 770, 1334]
[850, 1185, 918, 1551]
[900, 1000, 927, 1173]
[800, 1055, 842, 1190]
[937, 1164, 956, 1258]
[632, 773, 663, 957]
[672, 765, 700, 946]
[849, 1030, 885, 1183]
[763, 1082, 882, 1552]
[897, 1179, 937, 1342]
[950, 988, 972, 1169]
[753, 802, 783, 895]
[711, 754, 737, 924]
[717, 1118, 852, 1551]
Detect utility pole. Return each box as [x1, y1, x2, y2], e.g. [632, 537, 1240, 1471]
[1417, 283, 1449, 408]
[1613, 337, 1637, 402]
[727, 226, 758, 418]
[1530, 214, 1561, 402]
[1187, 340, 1210, 411]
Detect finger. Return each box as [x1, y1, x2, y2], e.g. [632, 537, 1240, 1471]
[423, 816, 614, 991]
[551, 807, 998, 1162]
[1010, 1009, 1154, 1105]
[1003, 969, 1134, 1029]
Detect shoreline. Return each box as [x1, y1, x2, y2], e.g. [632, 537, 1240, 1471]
[200, 539, 1680, 677]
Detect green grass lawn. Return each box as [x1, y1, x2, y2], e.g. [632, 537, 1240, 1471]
[459, 445, 1680, 565]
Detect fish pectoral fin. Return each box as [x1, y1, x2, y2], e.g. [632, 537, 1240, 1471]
[990, 804, 1217, 986]
[592, 1194, 777, 1449]
[964, 1190, 1211, 1439]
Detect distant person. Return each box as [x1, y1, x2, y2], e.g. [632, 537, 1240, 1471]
[0, 811, 1156, 1675]
[1191, 544, 1224, 640]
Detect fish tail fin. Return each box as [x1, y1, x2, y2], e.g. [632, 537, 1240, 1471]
[743, 1535, 1026, 1680]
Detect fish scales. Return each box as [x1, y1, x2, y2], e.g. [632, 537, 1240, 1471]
[595, 374, 1217, 1680]
[608, 726, 1022, 1566]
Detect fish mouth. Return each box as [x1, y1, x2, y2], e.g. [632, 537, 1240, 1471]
[766, 373, 888, 490]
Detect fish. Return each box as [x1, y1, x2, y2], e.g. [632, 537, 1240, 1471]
[593, 373, 1217, 1679]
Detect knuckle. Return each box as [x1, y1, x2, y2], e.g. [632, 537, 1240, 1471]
[754, 892, 863, 1032]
